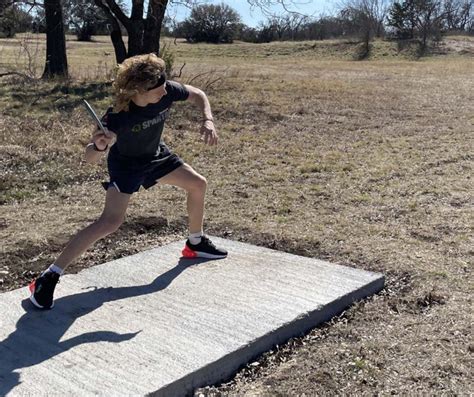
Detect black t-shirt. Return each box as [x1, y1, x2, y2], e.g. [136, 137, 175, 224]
[102, 80, 189, 161]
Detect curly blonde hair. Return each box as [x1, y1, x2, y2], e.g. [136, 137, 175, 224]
[112, 53, 166, 112]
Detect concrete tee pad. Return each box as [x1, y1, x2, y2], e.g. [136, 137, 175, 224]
[0, 237, 384, 396]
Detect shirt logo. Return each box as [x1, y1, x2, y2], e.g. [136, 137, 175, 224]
[131, 108, 169, 133]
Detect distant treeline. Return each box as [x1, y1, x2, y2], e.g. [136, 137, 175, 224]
[1, 0, 473, 78]
[1, 0, 473, 43]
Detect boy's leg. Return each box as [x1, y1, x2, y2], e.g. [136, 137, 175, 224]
[158, 163, 227, 259]
[29, 187, 131, 309]
[158, 163, 206, 234]
[54, 187, 131, 270]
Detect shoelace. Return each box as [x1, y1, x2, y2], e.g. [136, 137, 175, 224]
[201, 236, 216, 249]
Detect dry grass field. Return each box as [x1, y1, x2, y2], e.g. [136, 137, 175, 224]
[1, 34, 473, 395]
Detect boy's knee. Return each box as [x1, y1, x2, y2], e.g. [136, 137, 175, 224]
[184, 174, 207, 193]
[192, 175, 207, 192]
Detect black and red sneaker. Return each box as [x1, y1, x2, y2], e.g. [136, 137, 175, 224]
[182, 236, 228, 259]
[28, 271, 60, 310]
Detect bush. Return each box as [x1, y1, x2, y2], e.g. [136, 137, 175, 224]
[0, 5, 33, 38]
[179, 3, 241, 43]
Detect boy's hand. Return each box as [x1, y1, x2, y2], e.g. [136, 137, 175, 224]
[92, 128, 115, 151]
[200, 120, 218, 146]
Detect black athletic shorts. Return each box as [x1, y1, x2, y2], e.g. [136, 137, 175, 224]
[102, 143, 184, 194]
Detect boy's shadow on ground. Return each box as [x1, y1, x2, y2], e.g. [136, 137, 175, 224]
[0, 257, 214, 395]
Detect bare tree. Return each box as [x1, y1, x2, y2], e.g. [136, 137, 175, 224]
[92, 0, 189, 63]
[338, 0, 389, 58]
[339, 0, 389, 38]
[443, 0, 473, 30]
[286, 13, 309, 39]
[5, 0, 314, 76]
[1, 0, 68, 78]
[267, 15, 288, 39]
[92, 0, 310, 62]
[64, 0, 109, 41]
[266, 14, 307, 40]
[415, 0, 445, 50]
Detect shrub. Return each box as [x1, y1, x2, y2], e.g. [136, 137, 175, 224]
[179, 3, 241, 44]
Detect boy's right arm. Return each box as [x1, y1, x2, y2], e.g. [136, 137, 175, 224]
[85, 128, 116, 164]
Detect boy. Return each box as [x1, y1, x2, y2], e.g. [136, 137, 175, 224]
[29, 53, 227, 310]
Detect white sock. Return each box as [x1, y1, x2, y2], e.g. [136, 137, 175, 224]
[188, 231, 203, 245]
[43, 264, 64, 276]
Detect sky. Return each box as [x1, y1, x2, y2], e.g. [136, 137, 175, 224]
[127, 1, 338, 28]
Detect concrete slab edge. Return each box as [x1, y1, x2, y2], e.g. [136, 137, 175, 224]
[151, 274, 385, 397]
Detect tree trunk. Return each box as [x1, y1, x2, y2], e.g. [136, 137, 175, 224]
[94, 0, 127, 63]
[127, 22, 145, 56]
[42, 0, 68, 79]
[143, 0, 168, 54]
[127, 0, 145, 56]
[110, 23, 127, 63]
[95, 0, 168, 62]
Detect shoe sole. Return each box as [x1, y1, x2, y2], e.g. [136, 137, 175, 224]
[182, 245, 227, 259]
[193, 252, 228, 259]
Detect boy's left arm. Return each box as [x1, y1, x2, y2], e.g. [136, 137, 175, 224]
[184, 84, 218, 146]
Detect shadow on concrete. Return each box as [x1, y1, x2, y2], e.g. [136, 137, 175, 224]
[0, 257, 214, 395]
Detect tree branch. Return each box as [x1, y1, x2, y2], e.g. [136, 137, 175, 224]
[0, 71, 35, 80]
[245, 0, 311, 17]
[103, 0, 130, 28]
[130, 0, 144, 20]
[171, 62, 186, 78]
